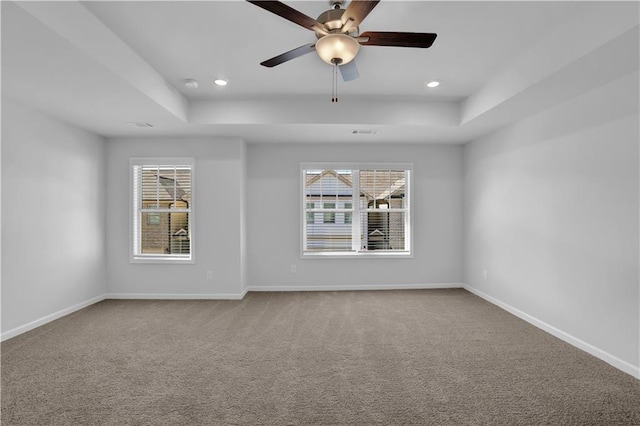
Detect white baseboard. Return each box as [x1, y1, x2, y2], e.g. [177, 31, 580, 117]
[105, 292, 247, 300]
[1, 294, 106, 342]
[463, 284, 640, 380]
[246, 283, 464, 292]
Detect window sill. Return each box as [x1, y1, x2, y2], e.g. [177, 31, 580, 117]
[130, 256, 194, 264]
[301, 251, 412, 259]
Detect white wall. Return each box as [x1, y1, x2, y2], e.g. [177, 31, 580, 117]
[105, 137, 246, 297]
[463, 73, 639, 375]
[1, 99, 107, 335]
[246, 143, 463, 288]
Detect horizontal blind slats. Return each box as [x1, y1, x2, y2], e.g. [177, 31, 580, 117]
[133, 161, 193, 259]
[303, 168, 409, 254]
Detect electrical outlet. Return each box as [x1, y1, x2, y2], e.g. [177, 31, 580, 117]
[290, 265, 297, 274]
[206, 271, 214, 280]
[483, 270, 489, 280]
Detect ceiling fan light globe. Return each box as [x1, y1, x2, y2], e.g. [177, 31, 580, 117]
[316, 33, 360, 65]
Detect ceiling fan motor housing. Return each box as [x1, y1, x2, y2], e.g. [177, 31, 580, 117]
[316, 9, 359, 37]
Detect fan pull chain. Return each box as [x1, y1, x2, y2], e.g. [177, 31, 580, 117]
[335, 63, 338, 102]
[331, 62, 339, 103]
[331, 63, 334, 102]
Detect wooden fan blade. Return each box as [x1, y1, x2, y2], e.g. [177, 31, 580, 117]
[339, 60, 359, 81]
[260, 43, 316, 67]
[342, 0, 380, 28]
[246, 1, 326, 33]
[359, 31, 437, 48]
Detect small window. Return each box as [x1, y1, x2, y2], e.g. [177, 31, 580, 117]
[344, 202, 353, 224]
[301, 164, 411, 257]
[306, 203, 315, 224]
[147, 212, 161, 225]
[131, 158, 194, 263]
[323, 202, 336, 224]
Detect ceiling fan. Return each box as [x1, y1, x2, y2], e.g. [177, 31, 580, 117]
[246, 0, 437, 83]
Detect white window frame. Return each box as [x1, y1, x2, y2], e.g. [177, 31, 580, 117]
[130, 157, 195, 264]
[300, 162, 413, 258]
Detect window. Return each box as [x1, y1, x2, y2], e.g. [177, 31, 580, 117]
[301, 164, 411, 257]
[131, 158, 194, 263]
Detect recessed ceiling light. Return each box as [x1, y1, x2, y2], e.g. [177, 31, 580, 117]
[214, 78, 228, 86]
[426, 80, 441, 88]
[184, 79, 199, 89]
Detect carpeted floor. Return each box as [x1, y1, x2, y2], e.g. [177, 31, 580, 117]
[2, 289, 639, 425]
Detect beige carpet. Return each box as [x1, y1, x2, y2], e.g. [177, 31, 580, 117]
[2, 289, 639, 425]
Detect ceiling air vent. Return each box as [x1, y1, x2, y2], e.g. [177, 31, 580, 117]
[126, 122, 154, 128]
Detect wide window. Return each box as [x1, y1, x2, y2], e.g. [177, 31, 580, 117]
[131, 158, 194, 263]
[301, 164, 411, 257]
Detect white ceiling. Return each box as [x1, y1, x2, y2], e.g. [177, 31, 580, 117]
[2, 1, 638, 143]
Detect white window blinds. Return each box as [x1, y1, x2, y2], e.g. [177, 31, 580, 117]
[304, 169, 354, 252]
[131, 158, 194, 263]
[302, 164, 411, 256]
[358, 169, 408, 251]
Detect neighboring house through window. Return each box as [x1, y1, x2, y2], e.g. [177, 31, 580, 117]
[131, 158, 194, 263]
[301, 164, 412, 257]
